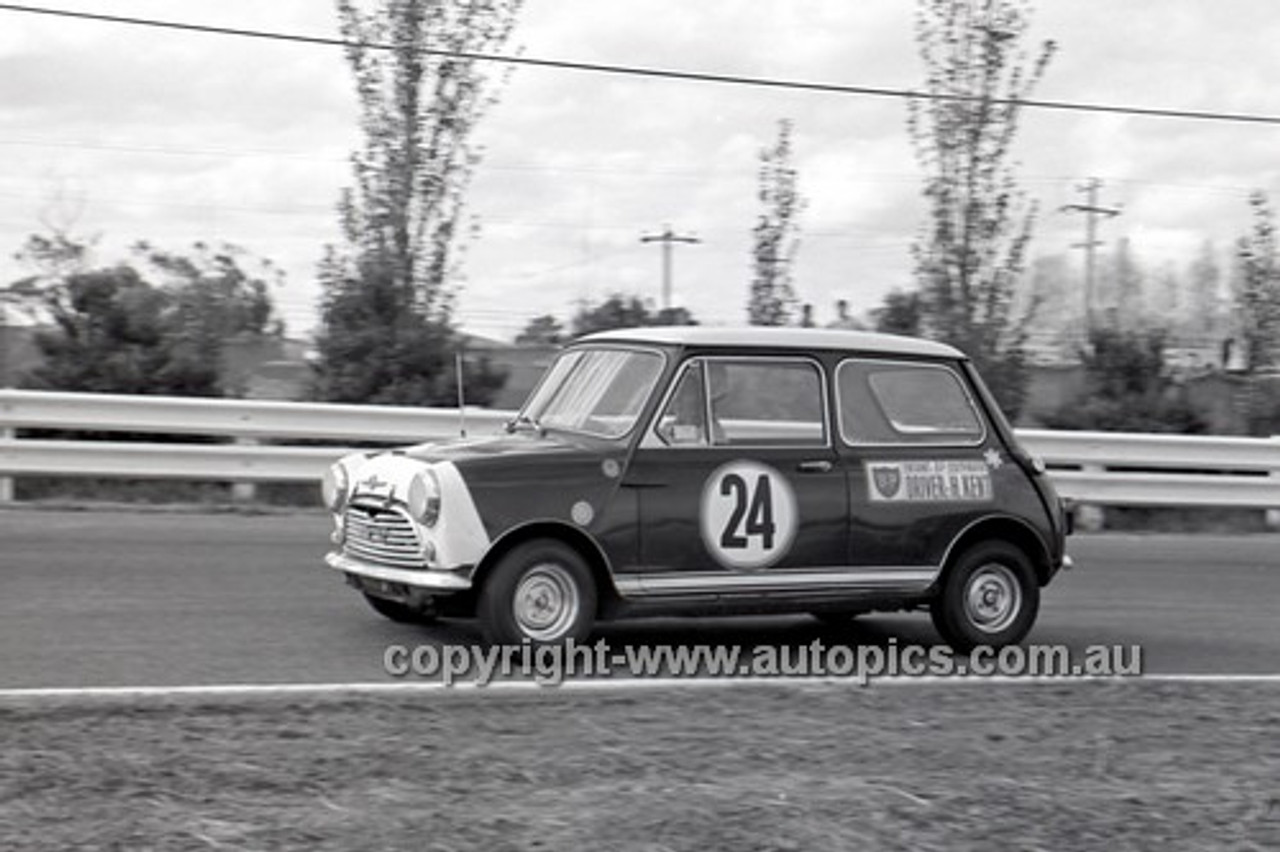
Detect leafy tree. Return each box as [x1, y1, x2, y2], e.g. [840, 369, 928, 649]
[1233, 190, 1280, 372]
[140, 242, 280, 338]
[311, 251, 505, 404]
[907, 0, 1056, 419]
[335, 0, 521, 310]
[1101, 237, 1144, 328]
[1021, 253, 1078, 348]
[749, 119, 804, 326]
[570, 294, 697, 337]
[312, 0, 522, 406]
[1041, 326, 1206, 433]
[1, 277, 45, 386]
[139, 242, 282, 383]
[19, 238, 283, 397]
[515, 314, 565, 346]
[25, 266, 219, 396]
[1151, 262, 1181, 332]
[871, 288, 923, 336]
[1185, 240, 1223, 339]
[14, 231, 91, 282]
[652, 306, 698, 327]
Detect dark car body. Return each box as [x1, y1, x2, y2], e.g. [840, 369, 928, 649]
[322, 327, 1071, 647]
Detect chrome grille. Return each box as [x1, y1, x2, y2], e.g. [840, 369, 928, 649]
[343, 503, 425, 569]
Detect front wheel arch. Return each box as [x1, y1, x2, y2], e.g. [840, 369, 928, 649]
[473, 521, 618, 618]
[476, 537, 598, 645]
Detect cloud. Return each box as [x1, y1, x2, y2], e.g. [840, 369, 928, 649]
[2, 0, 1279, 341]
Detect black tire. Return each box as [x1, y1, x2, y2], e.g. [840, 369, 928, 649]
[930, 541, 1039, 651]
[363, 593, 437, 625]
[478, 539, 597, 646]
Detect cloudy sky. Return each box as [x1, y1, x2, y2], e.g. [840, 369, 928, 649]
[3, 1, 1280, 341]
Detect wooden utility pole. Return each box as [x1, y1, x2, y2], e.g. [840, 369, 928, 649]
[640, 224, 700, 311]
[1061, 178, 1121, 328]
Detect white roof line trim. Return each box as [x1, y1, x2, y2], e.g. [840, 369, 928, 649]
[575, 326, 965, 359]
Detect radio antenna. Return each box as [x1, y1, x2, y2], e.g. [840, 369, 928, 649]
[455, 350, 467, 438]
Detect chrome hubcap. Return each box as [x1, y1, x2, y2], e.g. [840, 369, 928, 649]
[964, 563, 1022, 634]
[513, 562, 580, 641]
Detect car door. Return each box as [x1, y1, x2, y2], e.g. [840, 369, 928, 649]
[619, 355, 848, 589]
[835, 357, 996, 570]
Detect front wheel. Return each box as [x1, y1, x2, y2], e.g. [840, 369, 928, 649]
[930, 541, 1039, 651]
[478, 539, 597, 646]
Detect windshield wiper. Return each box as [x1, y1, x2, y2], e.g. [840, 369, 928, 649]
[505, 414, 545, 435]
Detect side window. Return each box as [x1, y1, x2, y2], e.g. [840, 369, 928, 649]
[655, 362, 709, 446]
[706, 359, 826, 446]
[838, 359, 984, 445]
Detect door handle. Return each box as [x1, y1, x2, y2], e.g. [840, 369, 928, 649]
[620, 479, 669, 489]
[796, 460, 833, 473]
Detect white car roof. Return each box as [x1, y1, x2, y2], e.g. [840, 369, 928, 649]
[575, 326, 966, 359]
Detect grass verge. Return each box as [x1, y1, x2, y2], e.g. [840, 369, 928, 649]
[2, 682, 1278, 851]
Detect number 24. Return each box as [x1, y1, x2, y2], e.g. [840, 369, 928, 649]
[720, 473, 776, 550]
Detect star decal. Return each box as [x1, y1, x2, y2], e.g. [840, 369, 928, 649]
[983, 447, 1004, 470]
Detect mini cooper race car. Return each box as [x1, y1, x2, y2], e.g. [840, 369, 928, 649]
[322, 327, 1071, 650]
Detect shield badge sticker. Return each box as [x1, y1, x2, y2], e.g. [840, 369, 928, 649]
[870, 464, 903, 501]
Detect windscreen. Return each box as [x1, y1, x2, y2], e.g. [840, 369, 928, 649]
[521, 347, 664, 438]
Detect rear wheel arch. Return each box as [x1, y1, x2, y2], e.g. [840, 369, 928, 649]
[938, 515, 1052, 587]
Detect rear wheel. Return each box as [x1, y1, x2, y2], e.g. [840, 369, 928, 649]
[363, 593, 437, 625]
[478, 539, 597, 646]
[930, 541, 1039, 651]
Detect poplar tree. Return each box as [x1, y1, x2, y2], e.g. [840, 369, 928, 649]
[312, 0, 521, 404]
[748, 119, 804, 326]
[908, 0, 1055, 418]
[1234, 190, 1280, 372]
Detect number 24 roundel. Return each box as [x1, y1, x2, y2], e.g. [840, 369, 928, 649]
[699, 460, 798, 569]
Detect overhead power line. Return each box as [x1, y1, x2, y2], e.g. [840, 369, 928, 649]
[4, 3, 1280, 127]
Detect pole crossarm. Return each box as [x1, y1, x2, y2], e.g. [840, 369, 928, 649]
[640, 224, 701, 311]
[1060, 178, 1122, 327]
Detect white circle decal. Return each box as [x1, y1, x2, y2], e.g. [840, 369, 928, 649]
[571, 500, 594, 526]
[700, 460, 798, 569]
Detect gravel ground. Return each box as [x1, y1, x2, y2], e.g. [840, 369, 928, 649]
[2, 681, 1278, 851]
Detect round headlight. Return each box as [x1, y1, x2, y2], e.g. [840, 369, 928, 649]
[321, 462, 350, 512]
[407, 468, 442, 526]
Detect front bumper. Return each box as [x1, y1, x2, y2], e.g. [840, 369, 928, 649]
[324, 551, 476, 592]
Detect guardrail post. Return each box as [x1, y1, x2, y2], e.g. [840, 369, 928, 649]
[0, 426, 13, 503]
[232, 437, 257, 503]
[1076, 464, 1106, 532]
[1268, 436, 1280, 530]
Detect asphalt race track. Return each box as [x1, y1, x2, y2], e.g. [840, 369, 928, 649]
[1, 508, 1278, 689]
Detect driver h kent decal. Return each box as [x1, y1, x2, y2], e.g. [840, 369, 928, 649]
[700, 460, 798, 569]
[866, 460, 992, 503]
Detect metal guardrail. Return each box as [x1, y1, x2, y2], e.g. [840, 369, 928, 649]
[0, 388, 510, 443]
[1, 389, 1278, 513]
[1016, 428, 1280, 509]
[0, 389, 509, 501]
